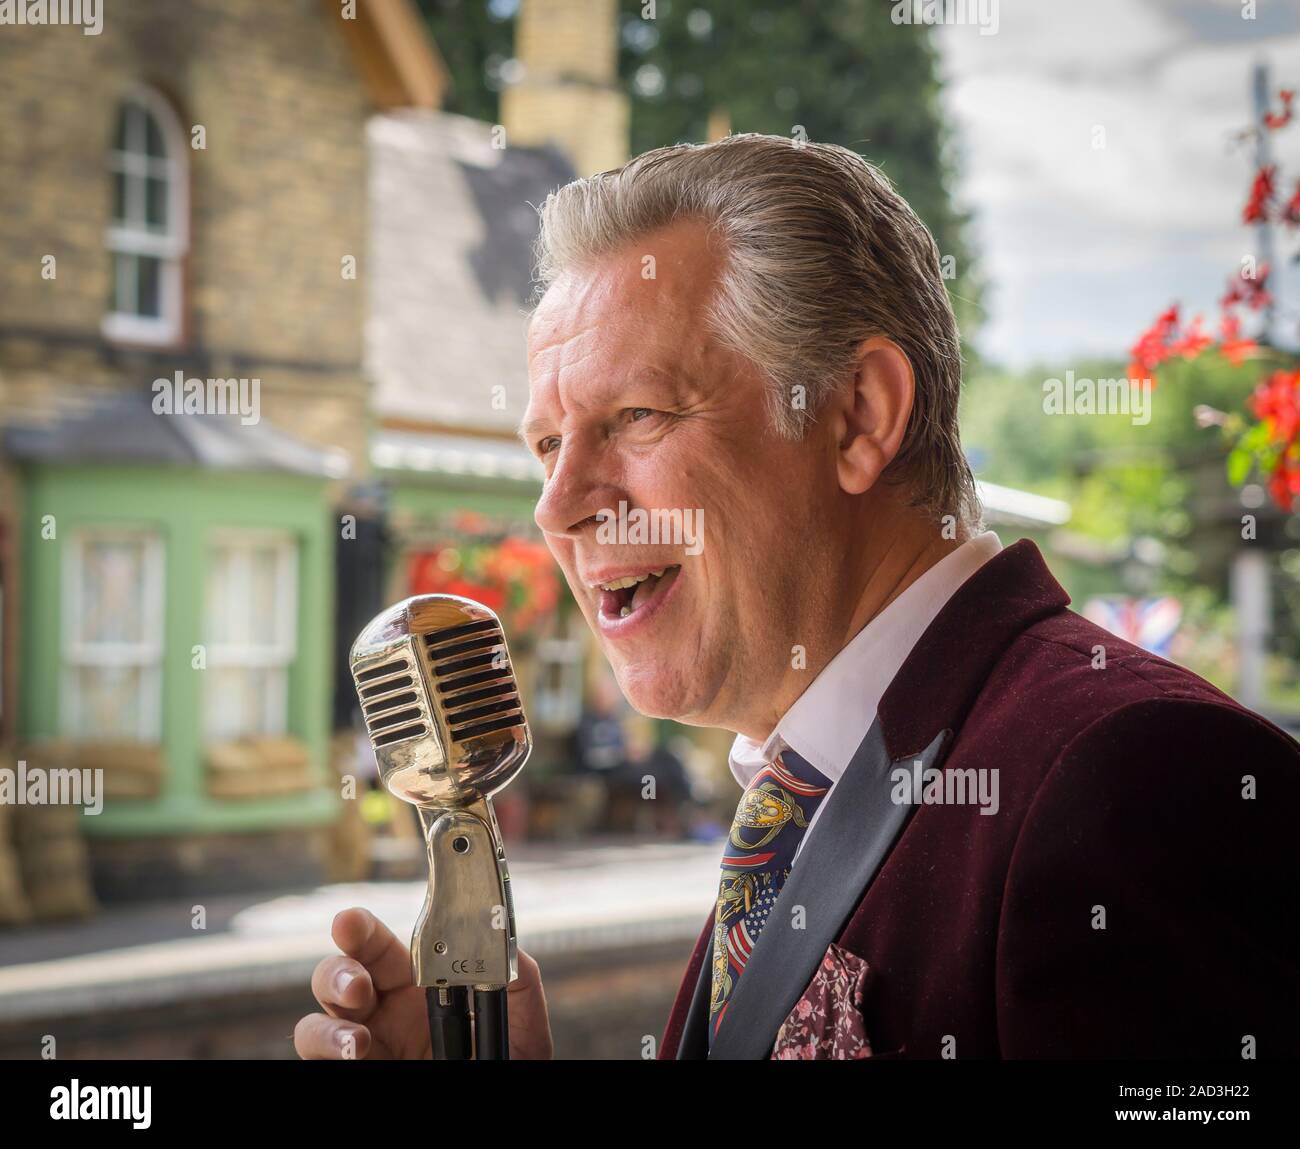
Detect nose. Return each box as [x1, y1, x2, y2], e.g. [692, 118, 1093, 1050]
[533, 440, 623, 540]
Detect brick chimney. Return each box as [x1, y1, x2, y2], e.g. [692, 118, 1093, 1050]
[500, 0, 628, 176]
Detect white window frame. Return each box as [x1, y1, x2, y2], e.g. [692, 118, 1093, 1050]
[62, 527, 165, 742]
[102, 85, 188, 346]
[204, 530, 299, 742]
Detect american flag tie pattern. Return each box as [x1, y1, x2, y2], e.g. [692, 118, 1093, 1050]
[709, 748, 832, 1045]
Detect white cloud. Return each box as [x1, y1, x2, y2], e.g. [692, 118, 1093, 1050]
[938, 0, 1300, 366]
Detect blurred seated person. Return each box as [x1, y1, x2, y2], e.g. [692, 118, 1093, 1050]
[573, 674, 629, 778]
[603, 717, 696, 838]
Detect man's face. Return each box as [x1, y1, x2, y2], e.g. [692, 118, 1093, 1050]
[523, 221, 839, 731]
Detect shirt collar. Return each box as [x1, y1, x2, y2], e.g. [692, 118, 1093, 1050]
[728, 531, 1003, 787]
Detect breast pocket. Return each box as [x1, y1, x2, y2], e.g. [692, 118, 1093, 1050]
[771, 942, 903, 1060]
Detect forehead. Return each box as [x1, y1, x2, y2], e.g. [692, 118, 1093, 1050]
[525, 221, 725, 407]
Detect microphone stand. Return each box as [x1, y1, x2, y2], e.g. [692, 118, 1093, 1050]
[413, 796, 515, 1060]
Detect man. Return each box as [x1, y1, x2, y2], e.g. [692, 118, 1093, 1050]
[295, 134, 1300, 1061]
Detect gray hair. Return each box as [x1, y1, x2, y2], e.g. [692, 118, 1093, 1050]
[532, 133, 978, 527]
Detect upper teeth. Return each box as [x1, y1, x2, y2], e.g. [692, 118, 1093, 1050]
[599, 569, 666, 591]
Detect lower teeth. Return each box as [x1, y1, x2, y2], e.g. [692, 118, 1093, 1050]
[619, 605, 632, 618]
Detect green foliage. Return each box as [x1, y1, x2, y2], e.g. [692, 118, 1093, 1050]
[620, 0, 976, 330]
[960, 353, 1260, 556]
[416, 0, 516, 124]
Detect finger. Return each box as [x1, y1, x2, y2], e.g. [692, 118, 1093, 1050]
[512, 949, 542, 993]
[312, 955, 379, 1021]
[331, 907, 415, 994]
[293, 1012, 372, 1060]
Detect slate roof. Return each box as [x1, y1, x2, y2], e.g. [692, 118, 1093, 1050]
[2, 388, 347, 478]
[365, 110, 576, 433]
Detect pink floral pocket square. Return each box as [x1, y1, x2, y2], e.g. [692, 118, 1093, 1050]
[771, 943, 878, 1060]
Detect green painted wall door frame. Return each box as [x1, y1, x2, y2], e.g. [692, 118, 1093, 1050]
[20, 465, 339, 836]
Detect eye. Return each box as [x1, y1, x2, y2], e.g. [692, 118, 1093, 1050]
[537, 435, 560, 455]
[629, 407, 653, 421]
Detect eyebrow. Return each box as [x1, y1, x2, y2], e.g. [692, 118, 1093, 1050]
[516, 368, 694, 448]
[516, 418, 546, 449]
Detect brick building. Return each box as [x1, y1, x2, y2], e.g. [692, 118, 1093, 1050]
[0, 0, 444, 899]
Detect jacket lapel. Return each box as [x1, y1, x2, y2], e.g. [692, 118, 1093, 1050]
[707, 721, 951, 1060]
[673, 927, 713, 1059]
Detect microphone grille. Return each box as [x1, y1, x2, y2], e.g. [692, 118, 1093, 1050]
[354, 653, 431, 748]
[423, 616, 526, 746]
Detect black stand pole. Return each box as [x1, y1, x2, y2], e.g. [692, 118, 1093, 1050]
[473, 987, 510, 1060]
[426, 985, 472, 1060]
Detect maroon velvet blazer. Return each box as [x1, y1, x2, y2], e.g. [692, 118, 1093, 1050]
[660, 540, 1300, 1059]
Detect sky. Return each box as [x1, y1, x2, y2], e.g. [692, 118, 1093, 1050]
[935, 0, 1300, 369]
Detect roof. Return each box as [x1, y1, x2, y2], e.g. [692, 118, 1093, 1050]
[373, 428, 541, 484]
[976, 480, 1071, 527]
[335, 0, 449, 111]
[3, 389, 348, 479]
[366, 110, 576, 433]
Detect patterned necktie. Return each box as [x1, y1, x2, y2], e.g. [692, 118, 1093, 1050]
[709, 748, 832, 1044]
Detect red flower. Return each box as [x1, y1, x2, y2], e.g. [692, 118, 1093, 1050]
[1172, 314, 1212, 358]
[1218, 313, 1258, 365]
[1251, 369, 1300, 445]
[1268, 451, 1300, 510]
[1127, 304, 1182, 383]
[1243, 165, 1276, 223]
[1284, 182, 1300, 226]
[1220, 263, 1272, 311]
[1264, 89, 1295, 131]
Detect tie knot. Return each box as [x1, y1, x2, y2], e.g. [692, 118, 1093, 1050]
[769, 748, 832, 793]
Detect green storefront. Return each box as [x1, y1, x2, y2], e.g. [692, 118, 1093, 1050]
[8, 393, 341, 898]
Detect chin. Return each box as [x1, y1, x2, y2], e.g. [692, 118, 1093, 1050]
[611, 657, 704, 722]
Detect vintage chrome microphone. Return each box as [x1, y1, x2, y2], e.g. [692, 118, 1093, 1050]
[349, 594, 530, 1060]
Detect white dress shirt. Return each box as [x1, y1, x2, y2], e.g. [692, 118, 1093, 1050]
[727, 531, 1003, 860]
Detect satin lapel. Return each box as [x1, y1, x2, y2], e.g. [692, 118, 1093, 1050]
[708, 720, 951, 1060]
[674, 934, 713, 1059]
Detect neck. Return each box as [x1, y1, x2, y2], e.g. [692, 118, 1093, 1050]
[736, 495, 966, 741]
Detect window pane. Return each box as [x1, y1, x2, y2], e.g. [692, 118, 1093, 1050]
[111, 252, 135, 314]
[74, 667, 144, 739]
[205, 542, 296, 740]
[113, 104, 131, 151]
[145, 174, 167, 230]
[144, 110, 166, 158]
[205, 668, 287, 740]
[249, 546, 280, 647]
[250, 668, 274, 735]
[112, 170, 126, 223]
[78, 538, 147, 645]
[206, 668, 246, 743]
[137, 256, 161, 318]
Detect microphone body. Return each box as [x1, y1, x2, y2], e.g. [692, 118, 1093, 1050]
[349, 594, 530, 1057]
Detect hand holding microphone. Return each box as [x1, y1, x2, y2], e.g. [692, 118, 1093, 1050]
[295, 594, 554, 1060]
[295, 906, 552, 1060]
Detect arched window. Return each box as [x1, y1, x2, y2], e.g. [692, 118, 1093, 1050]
[103, 87, 187, 345]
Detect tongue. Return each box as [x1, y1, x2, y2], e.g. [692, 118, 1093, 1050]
[629, 574, 659, 612]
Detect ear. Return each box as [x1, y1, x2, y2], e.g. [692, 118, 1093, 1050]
[831, 336, 915, 496]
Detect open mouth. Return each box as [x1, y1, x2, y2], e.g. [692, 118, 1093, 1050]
[595, 565, 681, 621]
